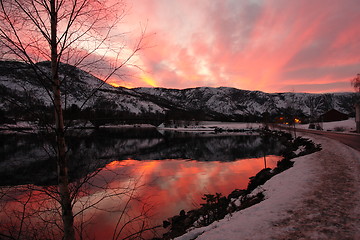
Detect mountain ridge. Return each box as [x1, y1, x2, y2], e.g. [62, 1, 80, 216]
[0, 61, 357, 124]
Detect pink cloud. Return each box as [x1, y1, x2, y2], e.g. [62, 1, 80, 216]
[116, 0, 360, 93]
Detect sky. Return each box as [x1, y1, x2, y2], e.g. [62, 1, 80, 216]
[111, 0, 360, 93]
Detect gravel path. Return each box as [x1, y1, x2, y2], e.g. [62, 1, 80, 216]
[272, 133, 360, 240]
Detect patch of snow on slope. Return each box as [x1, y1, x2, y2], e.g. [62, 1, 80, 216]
[297, 118, 356, 132]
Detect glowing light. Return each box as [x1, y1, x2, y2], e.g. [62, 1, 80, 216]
[136, 160, 160, 173]
[108, 81, 121, 87]
[107, 79, 134, 89]
[106, 160, 125, 170]
[140, 73, 158, 87]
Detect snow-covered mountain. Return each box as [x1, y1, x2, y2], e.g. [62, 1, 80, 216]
[0, 61, 357, 123]
[134, 87, 357, 120]
[0, 61, 166, 124]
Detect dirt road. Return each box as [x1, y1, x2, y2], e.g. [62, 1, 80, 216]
[295, 128, 360, 152]
[272, 132, 360, 240]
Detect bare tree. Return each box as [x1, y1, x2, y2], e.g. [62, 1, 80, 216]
[0, 1, 145, 239]
[352, 73, 360, 93]
[352, 74, 360, 133]
[0, 164, 156, 240]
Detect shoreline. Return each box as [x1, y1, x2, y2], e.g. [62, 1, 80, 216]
[157, 129, 322, 240]
[176, 132, 360, 240]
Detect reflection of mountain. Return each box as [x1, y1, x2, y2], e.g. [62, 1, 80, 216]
[0, 129, 283, 186]
[125, 133, 282, 161]
[0, 128, 164, 185]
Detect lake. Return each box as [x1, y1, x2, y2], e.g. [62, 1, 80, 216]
[0, 128, 283, 239]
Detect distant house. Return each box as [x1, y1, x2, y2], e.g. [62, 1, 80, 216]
[318, 109, 348, 122]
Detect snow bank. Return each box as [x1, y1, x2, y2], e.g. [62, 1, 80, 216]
[200, 122, 264, 130]
[297, 118, 356, 132]
[175, 150, 317, 240]
[157, 121, 264, 132]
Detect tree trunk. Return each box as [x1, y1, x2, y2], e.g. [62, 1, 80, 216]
[50, 1, 75, 239]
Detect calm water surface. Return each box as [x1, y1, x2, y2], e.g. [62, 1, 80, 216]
[0, 128, 283, 239]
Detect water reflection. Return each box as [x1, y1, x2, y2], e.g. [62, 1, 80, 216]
[0, 128, 283, 186]
[78, 156, 281, 239]
[0, 128, 284, 239]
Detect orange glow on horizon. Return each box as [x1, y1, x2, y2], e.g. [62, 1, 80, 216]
[140, 73, 158, 87]
[107, 80, 134, 89]
[106, 160, 125, 169]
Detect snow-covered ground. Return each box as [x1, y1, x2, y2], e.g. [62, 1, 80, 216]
[297, 118, 356, 132]
[157, 121, 264, 132]
[158, 118, 358, 134]
[175, 132, 360, 240]
[200, 121, 264, 129]
[99, 123, 156, 129]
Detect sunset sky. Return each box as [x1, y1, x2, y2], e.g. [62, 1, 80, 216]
[114, 0, 360, 93]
